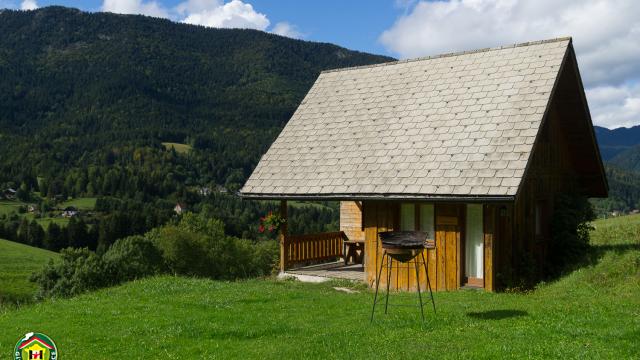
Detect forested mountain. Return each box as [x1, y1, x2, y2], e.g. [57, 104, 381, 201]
[0, 6, 393, 198]
[594, 125, 640, 160]
[608, 145, 640, 172]
[591, 125, 640, 214]
[0, 6, 638, 226]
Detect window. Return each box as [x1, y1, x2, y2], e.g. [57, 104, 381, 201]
[400, 203, 415, 231]
[465, 204, 483, 279]
[419, 203, 434, 240]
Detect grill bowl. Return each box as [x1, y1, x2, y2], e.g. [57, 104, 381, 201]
[379, 231, 428, 249]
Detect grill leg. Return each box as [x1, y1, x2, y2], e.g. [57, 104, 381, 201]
[414, 256, 425, 321]
[384, 255, 392, 314]
[370, 250, 386, 323]
[421, 251, 436, 315]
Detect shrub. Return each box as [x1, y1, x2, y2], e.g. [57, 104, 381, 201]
[103, 235, 165, 282]
[549, 193, 595, 275]
[151, 213, 278, 279]
[32, 236, 164, 298]
[31, 212, 278, 299]
[31, 248, 106, 298]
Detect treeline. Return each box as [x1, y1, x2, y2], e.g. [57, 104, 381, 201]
[195, 193, 339, 239]
[591, 165, 640, 215]
[0, 197, 174, 252]
[0, 192, 339, 255]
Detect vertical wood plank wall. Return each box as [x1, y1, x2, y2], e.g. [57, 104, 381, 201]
[513, 104, 576, 280]
[340, 201, 365, 241]
[363, 201, 503, 292]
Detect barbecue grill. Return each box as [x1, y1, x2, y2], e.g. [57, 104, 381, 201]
[370, 231, 436, 322]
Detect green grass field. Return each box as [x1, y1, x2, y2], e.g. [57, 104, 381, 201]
[162, 142, 192, 154]
[59, 197, 97, 211]
[0, 200, 21, 216]
[0, 215, 638, 358]
[0, 239, 58, 304]
[20, 213, 70, 228]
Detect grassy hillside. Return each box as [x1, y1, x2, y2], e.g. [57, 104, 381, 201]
[59, 197, 97, 211]
[0, 238, 58, 304]
[0, 216, 637, 358]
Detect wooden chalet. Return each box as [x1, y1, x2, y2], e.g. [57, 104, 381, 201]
[241, 37, 607, 291]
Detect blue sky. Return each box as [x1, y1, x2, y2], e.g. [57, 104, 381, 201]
[3, 0, 404, 56]
[2, 0, 640, 128]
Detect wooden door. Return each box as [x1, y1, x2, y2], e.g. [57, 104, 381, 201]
[435, 205, 461, 290]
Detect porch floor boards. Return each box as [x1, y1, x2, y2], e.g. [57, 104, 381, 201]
[283, 262, 365, 282]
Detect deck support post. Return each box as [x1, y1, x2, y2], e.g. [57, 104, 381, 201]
[279, 200, 288, 272]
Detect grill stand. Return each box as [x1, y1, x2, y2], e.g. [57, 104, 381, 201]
[370, 250, 436, 322]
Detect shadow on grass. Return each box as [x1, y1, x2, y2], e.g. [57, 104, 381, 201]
[466, 309, 528, 320]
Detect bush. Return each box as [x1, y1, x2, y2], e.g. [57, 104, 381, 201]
[151, 212, 277, 279]
[32, 236, 164, 298]
[31, 248, 106, 298]
[31, 212, 278, 299]
[103, 235, 165, 282]
[549, 193, 595, 275]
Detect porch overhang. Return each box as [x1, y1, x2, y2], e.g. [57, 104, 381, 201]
[239, 192, 515, 202]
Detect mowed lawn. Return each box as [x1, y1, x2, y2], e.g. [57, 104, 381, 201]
[0, 239, 58, 304]
[0, 216, 638, 358]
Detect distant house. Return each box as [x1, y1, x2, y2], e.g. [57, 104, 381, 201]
[631, 209, 639, 215]
[3, 188, 17, 200]
[62, 206, 78, 218]
[174, 203, 186, 215]
[241, 37, 607, 292]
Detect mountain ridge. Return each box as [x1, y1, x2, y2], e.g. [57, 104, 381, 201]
[0, 6, 394, 194]
[593, 125, 640, 160]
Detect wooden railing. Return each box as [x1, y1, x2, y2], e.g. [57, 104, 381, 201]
[284, 231, 346, 268]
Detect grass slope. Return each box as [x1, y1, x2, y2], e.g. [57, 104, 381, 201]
[161, 142, 193, 155]
[0, 239, 58, 304]
[0, 216, 638, 359]
[59, 197, 97, 211]
[0, 200, 22, 216]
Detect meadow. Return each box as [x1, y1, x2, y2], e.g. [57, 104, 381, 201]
[59, 197, 97, 211]
[0, 239, 58, 304]
[0, 215, 637, 358]
[162, 142, 193, 154]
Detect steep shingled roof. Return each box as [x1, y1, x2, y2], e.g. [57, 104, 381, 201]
[241, 38, 573, 200]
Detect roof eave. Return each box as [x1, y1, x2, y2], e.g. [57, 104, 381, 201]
[239, 192, 515, 202]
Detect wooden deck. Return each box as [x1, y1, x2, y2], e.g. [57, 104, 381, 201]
[283, 262, 365, 282]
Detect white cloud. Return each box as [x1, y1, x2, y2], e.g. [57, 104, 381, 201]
[587, 84, 640, 129]
[380, 0, 640, 128]
[20, 0, 38, 10]
[179, 0, 269, 31]
[99, 0, 301, 37]
[272, 22, 302, 39]
[102, 0, 169, 18]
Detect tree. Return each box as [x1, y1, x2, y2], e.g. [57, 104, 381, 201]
[16, 182, 29, 202]
[45, 222, 66, 251]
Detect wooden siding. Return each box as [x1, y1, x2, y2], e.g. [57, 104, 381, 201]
[512, 92, 582, 281]
[340, 201, 365, 241]
[363, 201, 500, 292]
